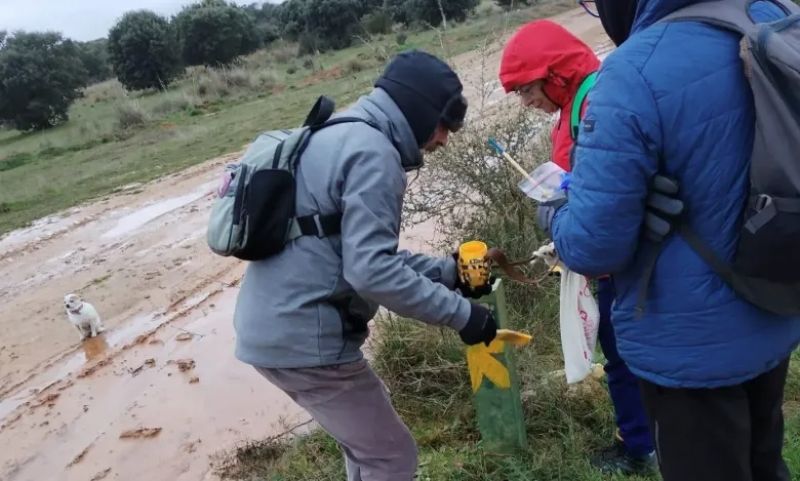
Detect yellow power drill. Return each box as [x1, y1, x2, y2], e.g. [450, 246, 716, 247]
[457, 240, 492, 290]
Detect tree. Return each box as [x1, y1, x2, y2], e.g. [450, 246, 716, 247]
[362, 10, 393, 35]
[174, 0, 262, 66]
[278, 0, 310, 41]
[0, 32, 88, 131]
[385, 0, 412, 25]
[280, 0, 367, 53]
[244, 2, 282, 45]
[257, 22, 281, 45]
[76, 39, 113, 84]
[306, 0, 366, 50]
[493, 0, 530, 9]
[108, 10, 182, 91]
[391, 0, 479, 27]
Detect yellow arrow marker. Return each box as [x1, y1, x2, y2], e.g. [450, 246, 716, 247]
[467, 329, 532, 393]
[496, 329, 532, 346]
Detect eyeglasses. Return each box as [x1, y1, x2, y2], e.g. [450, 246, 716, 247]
[514, 83, 535, 97]
[579, 0, 599, 18]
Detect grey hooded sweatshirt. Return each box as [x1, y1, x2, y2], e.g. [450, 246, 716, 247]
[233, 88, 472, 368]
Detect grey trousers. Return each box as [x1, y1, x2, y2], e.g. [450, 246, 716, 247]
[255, 359, 418, 481]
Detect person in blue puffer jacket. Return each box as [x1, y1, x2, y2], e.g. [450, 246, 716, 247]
[541, 0, 800, 479]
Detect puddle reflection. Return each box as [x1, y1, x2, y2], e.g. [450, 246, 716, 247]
[82, 335, 109, 361]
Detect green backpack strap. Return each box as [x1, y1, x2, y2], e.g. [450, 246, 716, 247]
[570, 72, 598, 140]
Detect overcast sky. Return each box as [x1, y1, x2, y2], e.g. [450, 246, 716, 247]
[1, 0, 278, 42]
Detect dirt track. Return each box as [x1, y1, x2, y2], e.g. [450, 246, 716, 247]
[0, 10, 608, 481]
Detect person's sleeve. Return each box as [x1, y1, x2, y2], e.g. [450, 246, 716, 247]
[396, 251, 460, 289]
[340, 141, 471, 331]
[551, 58, 662, 277]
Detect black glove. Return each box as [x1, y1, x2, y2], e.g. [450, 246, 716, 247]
[452, 253, 493, 299]
[644, 175, 685, 242]
[536, 197, 568, 236]
[459, 304, 498, 346]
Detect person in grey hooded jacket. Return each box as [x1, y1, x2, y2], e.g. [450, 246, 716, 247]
[233, 50, 497, 481]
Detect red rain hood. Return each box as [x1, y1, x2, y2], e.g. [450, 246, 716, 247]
[499, 20, 600, 109]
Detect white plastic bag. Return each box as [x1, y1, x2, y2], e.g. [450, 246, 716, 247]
[531, 243, 600, 384]
[558, 265, 600, 384]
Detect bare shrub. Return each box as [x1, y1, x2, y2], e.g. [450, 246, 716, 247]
[243, 49, 272, 70]
[151, 93, 198, 116]
[403, 103, 551, 258]
[221, 67, 254, 88]
[255, 71, 278, 89]
[344, 59, 366, 74]
[114, 100, 149, 130]
[84, 80, 126, 104]
[194, 69, 231, 98]
[271, 42, 298, 64]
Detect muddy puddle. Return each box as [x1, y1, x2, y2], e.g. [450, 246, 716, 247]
[101, 183, 214, 240]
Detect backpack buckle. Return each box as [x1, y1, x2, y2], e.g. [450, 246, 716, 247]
[313, 215, 326, 238]
[755, 194, 773, 211]
[745, 194, 777, 234]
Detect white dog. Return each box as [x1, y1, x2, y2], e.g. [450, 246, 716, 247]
[64, 294, 105, 341]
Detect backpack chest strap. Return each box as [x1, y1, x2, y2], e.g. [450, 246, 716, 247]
[570, 72, 598, 140]
[287, 213, 343, 241]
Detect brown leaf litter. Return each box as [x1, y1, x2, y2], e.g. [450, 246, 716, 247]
[168, 359, 196, 372]
[119, 427, 162, 439]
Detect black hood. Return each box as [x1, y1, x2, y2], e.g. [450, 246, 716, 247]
[597, 0, 639, 46]
[375, 50, 466, 147]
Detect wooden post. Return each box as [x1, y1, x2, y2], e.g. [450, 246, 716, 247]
[468, 279, 527, 453]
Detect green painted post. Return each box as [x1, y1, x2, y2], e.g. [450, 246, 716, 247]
[470, 279, 527, 453]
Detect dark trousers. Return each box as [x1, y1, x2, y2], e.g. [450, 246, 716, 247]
[597, 278, 654, 457]
[639, 358, 791, 481]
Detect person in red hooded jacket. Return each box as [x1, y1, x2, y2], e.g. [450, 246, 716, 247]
[499, 20, 598, 171]
[499, 20, 656, 476]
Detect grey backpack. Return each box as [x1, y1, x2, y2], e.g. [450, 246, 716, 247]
[643, 0, 800, 316]
[207, 96, 376, 261]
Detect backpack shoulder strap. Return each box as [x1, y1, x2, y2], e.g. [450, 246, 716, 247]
[661, 0, 752, 32]
[571, 72, 598, 141]
[303, 95, 336, 127]
[286, 116, 381, 242]
[310, 116, 380, 132]
[660, 0, 800, 32]
[294, 117, 380, 169]
[678, 222, 800, 315]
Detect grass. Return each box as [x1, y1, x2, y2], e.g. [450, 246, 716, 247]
[0, 0, 575, 235]
[212, 284, 638, 481]
[215, 282, 800, 480]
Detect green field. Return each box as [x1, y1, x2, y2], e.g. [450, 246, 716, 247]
[0, 0, 573, 235]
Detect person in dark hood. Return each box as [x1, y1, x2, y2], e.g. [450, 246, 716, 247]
[234, 50, 496, 481]
[499, 19, 656, 476]
[595, 0, 638, 46]
[541, 0, 798, 480]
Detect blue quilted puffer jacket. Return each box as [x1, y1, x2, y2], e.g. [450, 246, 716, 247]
[551, 0, 800, 388]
